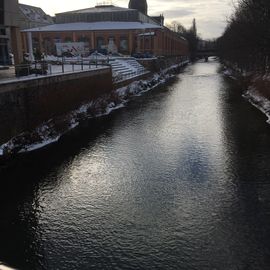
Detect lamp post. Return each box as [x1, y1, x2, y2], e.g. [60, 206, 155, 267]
[143, 28, 145, 55]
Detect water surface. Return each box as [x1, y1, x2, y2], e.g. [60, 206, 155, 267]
[1, 60, 270, 270]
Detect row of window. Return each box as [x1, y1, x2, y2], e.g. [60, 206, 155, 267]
[57, 11, 138, 24]
[33, 36, 129, 43]
[32, 36, 130, 53]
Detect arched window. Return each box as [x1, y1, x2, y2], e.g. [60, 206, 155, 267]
[119, 36, 128, 53]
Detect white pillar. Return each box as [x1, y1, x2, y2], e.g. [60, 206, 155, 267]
[27, 31, 34, 62]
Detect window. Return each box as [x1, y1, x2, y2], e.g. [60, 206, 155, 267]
[43, 37, 54, 54]
[32, 37, 40, 51]
[0, 38, 9, 65]
[64, 37, 73, 43]
[108, 37, 116, 53]
[54, 37, 61, 43]
[78, 36, 89, 44]
[0, 0, 4, 25]
[145, 38, 150, 50]
[96, 37, 105, 50]
[0, 27, 5, 35]
[119, 37, 128, 53]
[108, 36, 115, 43]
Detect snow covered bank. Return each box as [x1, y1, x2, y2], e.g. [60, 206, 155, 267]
[221, 61, 254, 82]
[0, 71, 175, 157]
[221, 64, 270, 124]
[222, 62, 270, 124]
[243, 87, 270, 124]
[242, 75, 270, 124]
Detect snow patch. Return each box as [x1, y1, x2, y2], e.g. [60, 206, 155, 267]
[0, 63, 183, 156]
[222, 67, 237, 80]
[18, 137, 60, 153]
[243, 86, 270, 124]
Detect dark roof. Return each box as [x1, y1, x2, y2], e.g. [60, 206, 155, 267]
[56, 5, 136, 15]
[19, 4, 53, 24]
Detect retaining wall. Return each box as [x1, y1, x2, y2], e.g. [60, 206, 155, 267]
[113, 72, 151, 89]
[0, 68, 112, 145]
[138, 56, 189, 72]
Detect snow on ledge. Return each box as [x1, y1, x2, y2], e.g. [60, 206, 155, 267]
[22, 21, 162, 32]
[243, 87, 270, 124]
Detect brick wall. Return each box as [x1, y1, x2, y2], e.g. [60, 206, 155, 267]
[0, 68, 113, 145]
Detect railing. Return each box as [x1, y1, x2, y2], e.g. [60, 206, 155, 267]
[113, 69, 148, 83]
[14, 59, 110, 78]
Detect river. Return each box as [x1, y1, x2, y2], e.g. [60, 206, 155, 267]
[1, 59, 270, 270]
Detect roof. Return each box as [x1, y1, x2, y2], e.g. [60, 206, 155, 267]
[56, 5, 136, 15]
[19, 4, 54, 24]
[22, 21, 162, 32]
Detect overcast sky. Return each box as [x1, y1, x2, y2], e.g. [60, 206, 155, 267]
[19, 0, 235, 39]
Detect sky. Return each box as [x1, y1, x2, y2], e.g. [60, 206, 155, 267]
[19, 0, 235, 39]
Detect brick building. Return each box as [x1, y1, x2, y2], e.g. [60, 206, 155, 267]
[0, 0, 23, 65]
[21, 2, 189, 58]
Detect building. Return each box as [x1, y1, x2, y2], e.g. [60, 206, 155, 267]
[55, 5, 158, 25]
[129, 0, 147, 15]
[0, 0, 23, 65]
[18, 4, 54, 30]
[21, 1, 189, 58]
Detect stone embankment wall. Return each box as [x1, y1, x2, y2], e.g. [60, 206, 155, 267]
[0, 68, 112, 145]
[113, 72, 151, 89]
[139, 56, 188, 72]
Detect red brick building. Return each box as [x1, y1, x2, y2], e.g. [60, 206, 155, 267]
[21, 4, 189, 58]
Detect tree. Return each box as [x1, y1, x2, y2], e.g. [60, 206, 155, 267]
[218, 0, 270, 72]
[168, 19, 199, 61]
[191, 18, 197, 37]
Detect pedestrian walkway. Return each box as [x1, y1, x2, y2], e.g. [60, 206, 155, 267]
[0, 67, 16, 81]
[0, 64, 108, 85]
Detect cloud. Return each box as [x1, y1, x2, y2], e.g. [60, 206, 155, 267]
[147, 0, 234, 38]
[156, 9, 195, 18]
[19, 0, 234, 38]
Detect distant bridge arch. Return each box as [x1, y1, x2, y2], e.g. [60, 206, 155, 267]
[196, 49, 218, 58]
[196, 39, 218, 59]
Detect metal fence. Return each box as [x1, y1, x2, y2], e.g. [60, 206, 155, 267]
[14, 59, 110, 78]
[113, 69, 148, 83]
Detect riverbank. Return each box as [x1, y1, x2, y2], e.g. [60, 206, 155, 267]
[222, 63, 270, 124]
[3, 60, 270, 270]
[0, 62, 188, 158]
[243, 74, 270, 124]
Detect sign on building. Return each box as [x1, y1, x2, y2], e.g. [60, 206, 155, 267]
[55, 42, 89, 56]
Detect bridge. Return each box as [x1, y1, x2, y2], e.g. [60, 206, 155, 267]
[196, 40, 218, 61]
[196, 49, 218, 58]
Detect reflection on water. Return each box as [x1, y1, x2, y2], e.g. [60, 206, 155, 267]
[1, 60, 270, 269]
